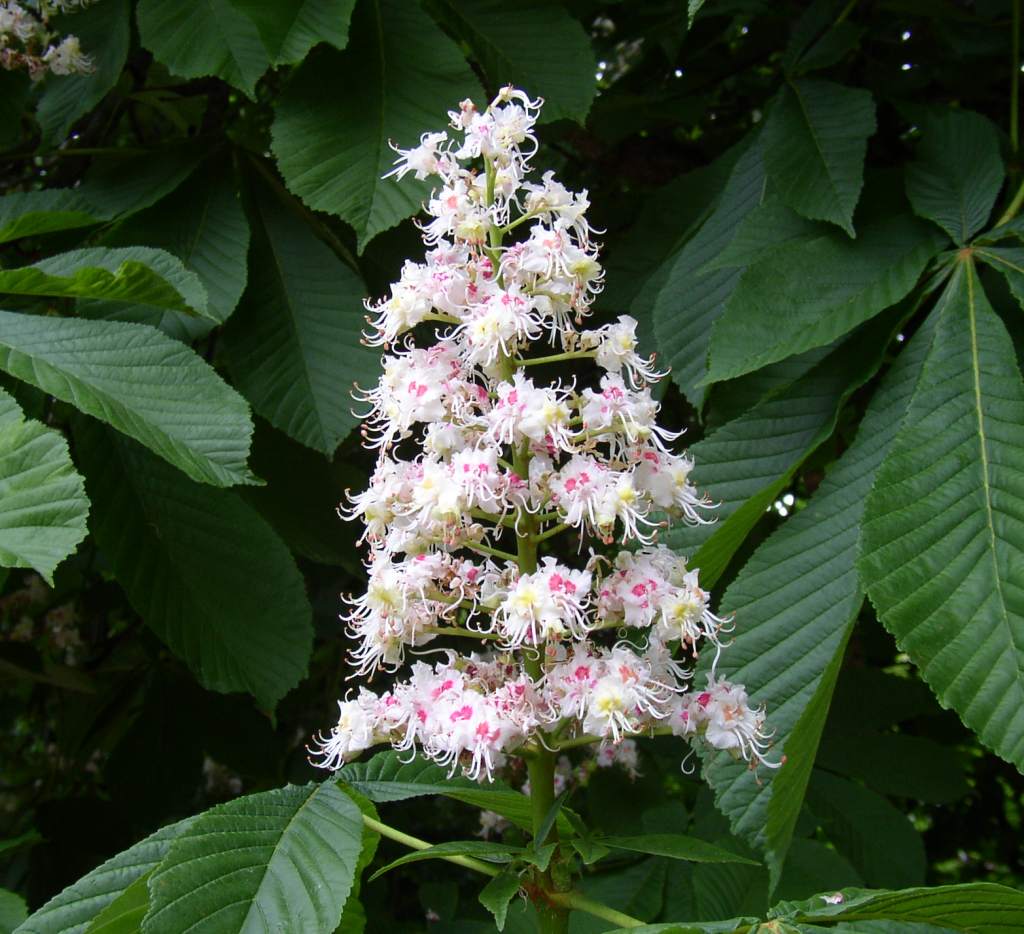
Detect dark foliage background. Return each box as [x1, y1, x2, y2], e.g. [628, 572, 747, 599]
[1, 1, 1022, 931]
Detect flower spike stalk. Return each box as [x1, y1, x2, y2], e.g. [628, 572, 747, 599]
[311, 86, 779, 927]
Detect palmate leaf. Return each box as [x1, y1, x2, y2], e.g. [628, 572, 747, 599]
[136, 0, 268, 96]
[76, 423, 312, 710]
[221, 184, 378, 456]
[271, 0, 482, 249]
[0, 889, 27, 934]
[233, 0, 356, 65]
[598, 835, 759, 865]
[763, 78, 876, 236]
[81, 158, 250, 340]
[692, 316, 934, 889]
[426, 0, 596, 123]
[36, 0, 130, 144]
[666, 310, 902, 585]
[143, 784, 364, 934]
[905, 109, 1005, 245]
[82, 874, 150, 934]
[649, 134, 766, 407]
[0, 311, 256, 487]
[0, 388, 88, 584]
[705, 213, 943, 384]
[0, 247, 209, 316]
[15, 818, 194, 934]
[860, 260, 1024, 770]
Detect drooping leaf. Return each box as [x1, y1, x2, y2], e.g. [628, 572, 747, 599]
[426, 0, 596, 123]
[271, 0, 481, 249]
[221, 184, 378, 456]
[0, 247, 209, 316]
[0, 312, 256, 487]
[35, 0, 130, 144]
[805, 770, 925, 888]
[76, 423, 312, 709]
[143, 783, 363, 934]
[14, 818, 194, 934]
[705, 213, 943, 384]
[234, 0, 356, 65]
[905, 109, 1005, 245]
[479, 870, 521, 932]
[976, 246, 1024, 314]
[369, 841, 523, 881]
[667, 310, 904, 585]
[860, 260, 1024, 770]
[136, 0, 269, 96]
[763, 78, 876, 236]
[82, 873, 150, 934]
[650, 134, 766, 406]
[81, 159, 250, 339]
[598, 835, 760, 865]
[773, 881, 1024, 932]
[338, 751, 572, 834]
[0, 388, 88, 584]
[692, 317, 934, 889]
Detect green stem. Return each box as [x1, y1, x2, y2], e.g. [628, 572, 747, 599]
[467, 542, 519, 563]
[996, 176, 1024, 227]
[547, 891, 644, 928]
[514, 350, 596, 368]
[532, 522, 571, 545]
[361, 814, 499, 877]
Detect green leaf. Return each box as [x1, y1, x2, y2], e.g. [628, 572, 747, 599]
[0, 890, 27, 934]
[36, 0, 130, 144]
[241, 422, 363, 570]
[775, 838, 862, 903]
[339, 751, 573, 834]
[335, 787, 380, 934]
[667, 310, 903, 585]
[143, 783, 364, 934]
[0, 311, 256, 487]
[859, 260, 1024, 770]
[271, 0, 481, 249]
[221, 184, 378, 456]
[80, 148, 207, 220]
[774, 882, 1024, 932]
[234, 0, 356, 65]
[905, 110, 1005, 245]
[479, 870, 521, 932]
[805, 770, 925, 888]
[705, 213, 943, 384]
[599, 835, 760, 865]
[83, 874, 149, 934]
[687, 0, 706, 25]
[650, 134, 766, 406]
[76, 424, 312, 710]
[369, 841, 523, 881]
[576, 858, 668, 930]
[0, 190, 106, 245]
[426, 0, 596, 123]
[0, 388, 88, 584]
[702, 199, 827, 272]
[976, 246, 1024, 314]
[763, 79, 876, 236]
[15, 817, 193, 934]
[691, 318, 934, 889]
[81, 159, 250, 338]
[816, 731, 969, 805]
[136, 0, 269, 96]
[0, 247, 209, 316]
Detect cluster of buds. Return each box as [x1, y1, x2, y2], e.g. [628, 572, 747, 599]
[311, 88, 777, 782]
[0, 1, 93, 79]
